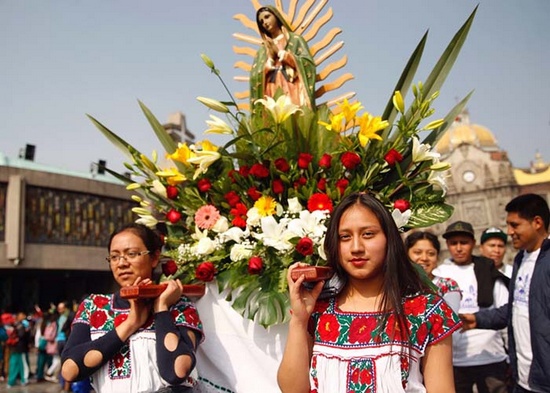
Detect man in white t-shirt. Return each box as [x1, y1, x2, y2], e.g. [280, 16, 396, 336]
[433, 221, 510, 393]
[461, 193, 550, 393]
[480, 227, 513, 278]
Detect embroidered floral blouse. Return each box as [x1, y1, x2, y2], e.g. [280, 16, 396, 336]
[308, 293, 461, 392]
[62, 292, 203, 393]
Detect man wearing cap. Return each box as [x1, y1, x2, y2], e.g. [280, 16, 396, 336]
[461, 194, 550, 392]
[433, 220, 510, 393]
[480, 227, 513, 278]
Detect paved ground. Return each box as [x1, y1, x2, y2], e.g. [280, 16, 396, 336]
[0, 379, 69, 393]
[0, 350, 95, 393]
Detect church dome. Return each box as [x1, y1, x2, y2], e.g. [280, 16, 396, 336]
[436, 110, 499, 155]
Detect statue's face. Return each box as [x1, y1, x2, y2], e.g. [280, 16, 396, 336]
[258, 10, 280, 37]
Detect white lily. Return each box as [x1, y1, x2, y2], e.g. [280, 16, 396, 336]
[151, 179, 167, 198]
[286, 210, 329, 239]
[205, 115, 233, 135]
[218, 226, 249, 244]
[412, 137, 440, 163]
[256, 95, 301, 124]
[135, 214, 158, 228]
[187, 149, 221, 179]
[253, 216, 293, 251]
[428, 170, 449, 196]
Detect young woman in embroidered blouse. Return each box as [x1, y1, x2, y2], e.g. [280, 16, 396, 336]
[60, 223, 203, 393]
[278, 193, 461, 393]
[405, 231, 462, 313]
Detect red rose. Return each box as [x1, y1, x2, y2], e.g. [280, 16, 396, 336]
[239, 165, 250, 177]
[317, 177, 327, 191]
[228, 169, 237, 183]
[90, 310, 107, 328]
[393, 199, 411, 212]
[335, 178, 349, 195]
[293, 176, 307, 189]
[297, 153, 313, 169]
[296, 237, 314, 256]
[224, 191, 240, 207]
[162, 260, 178, 276]
[195, 261, 217, 282]
[318, 153, 332, 169]
[317, 314, 340, 342]
[274, 158, 290, 173]
[230, 203, 248, 217]
[166, 185, 179, 200]
[197, 178, 212, 192]
[384, 149, 403, 166]
[247, 256, 263, 275]
[307, 193, 333, 213]
[340, 152, 361, 170]
[247, 186, 262, 201]
[272, 178, 285, 194]
[166, 209, 181, 224]
[249, 163, 270, 178]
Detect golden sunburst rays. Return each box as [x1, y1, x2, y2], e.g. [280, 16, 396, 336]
[232, 0, 355, 111]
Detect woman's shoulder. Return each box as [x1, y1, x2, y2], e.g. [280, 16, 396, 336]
[433, 276, 461, 294]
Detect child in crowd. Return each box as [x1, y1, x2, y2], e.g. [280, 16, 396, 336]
[278, 192, 461, 392]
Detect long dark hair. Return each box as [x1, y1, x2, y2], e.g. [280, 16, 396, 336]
[324, 193, 429, 339]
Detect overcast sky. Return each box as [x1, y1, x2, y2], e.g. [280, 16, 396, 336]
[1, 0, 549, 174]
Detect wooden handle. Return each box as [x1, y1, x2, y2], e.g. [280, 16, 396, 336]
[120, 284, 167, 299]
[290, 266, 334, 282]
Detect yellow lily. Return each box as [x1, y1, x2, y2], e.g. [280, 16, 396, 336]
[319, 112, 345, 133]
[392, 91, 405, 113]
[166, 143, 194, 165]
[357, 112, 387, 147]
[337, 99, 363, 123]
[256, 95, 301, 124]
[156, 167, 187, 186]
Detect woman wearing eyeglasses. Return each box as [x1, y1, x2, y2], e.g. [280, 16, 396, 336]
[60, 223, 203, 393]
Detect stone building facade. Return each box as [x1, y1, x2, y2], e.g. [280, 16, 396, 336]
[428, 110, 550, 263]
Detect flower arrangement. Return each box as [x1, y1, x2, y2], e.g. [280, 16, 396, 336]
[92, 7, 476, 327]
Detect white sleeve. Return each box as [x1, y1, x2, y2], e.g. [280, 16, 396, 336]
[493, 279, 509, 308]
[442, 291, 462, 315]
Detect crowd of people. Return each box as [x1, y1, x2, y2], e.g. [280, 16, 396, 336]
[1, 192, 549, 393]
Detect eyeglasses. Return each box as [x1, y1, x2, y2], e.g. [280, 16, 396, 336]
[106, 250, 150, 264]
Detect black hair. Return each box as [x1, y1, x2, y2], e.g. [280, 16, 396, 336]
[107, 223, 163, 254]
[323, 192, 428, 340]
[404, 231, 441, 255]
[505, 193, 550, 230]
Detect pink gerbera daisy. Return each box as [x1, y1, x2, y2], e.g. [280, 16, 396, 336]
[194, 205, 221, 229]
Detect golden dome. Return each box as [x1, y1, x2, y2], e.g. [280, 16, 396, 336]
[436, 110, 498, 155]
